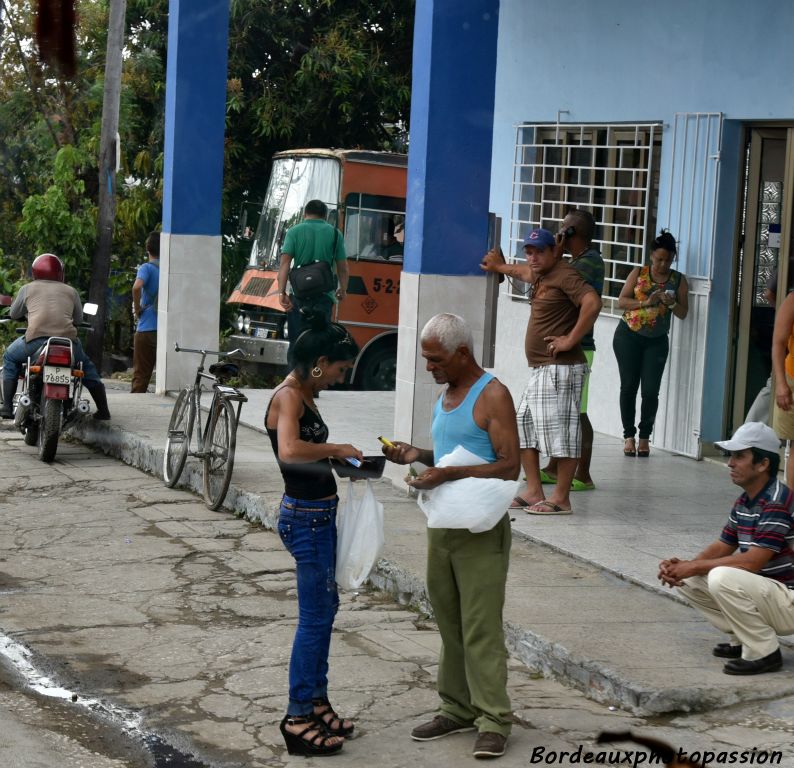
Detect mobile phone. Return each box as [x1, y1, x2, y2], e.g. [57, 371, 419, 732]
[378, 436, 395, 448]
[344, 457, 362, 467]
[563, 225, 575, 238]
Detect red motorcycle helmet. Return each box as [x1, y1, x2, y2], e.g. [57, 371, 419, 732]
[31, 253, 65, 282]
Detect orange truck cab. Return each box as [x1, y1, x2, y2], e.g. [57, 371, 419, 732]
[228, 148, 407, 390]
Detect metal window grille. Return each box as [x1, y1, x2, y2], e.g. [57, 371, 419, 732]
[509, 122, 663, 314]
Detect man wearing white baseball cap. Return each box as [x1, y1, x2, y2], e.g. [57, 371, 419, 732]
[658, 422, 794, 675]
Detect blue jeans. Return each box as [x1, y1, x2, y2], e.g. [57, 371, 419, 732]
[278, 494, 339, 716]
[2, 336, 101, 386]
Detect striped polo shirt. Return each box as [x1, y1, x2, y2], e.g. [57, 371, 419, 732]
[720, 477, 794, 588]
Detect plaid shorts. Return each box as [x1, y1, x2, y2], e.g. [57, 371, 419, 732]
[516, 363, 588, 457]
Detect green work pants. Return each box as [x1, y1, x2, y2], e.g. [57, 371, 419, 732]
[426, 514, 512, 736]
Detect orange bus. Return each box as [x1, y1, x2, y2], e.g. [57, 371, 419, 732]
[228, 148, 406, 389]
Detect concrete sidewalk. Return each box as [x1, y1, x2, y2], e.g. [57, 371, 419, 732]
[69, 386, 794, 715]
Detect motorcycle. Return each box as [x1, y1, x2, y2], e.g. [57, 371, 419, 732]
[1, 301, 99, 463]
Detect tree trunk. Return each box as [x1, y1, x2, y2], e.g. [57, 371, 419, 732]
[86, 0, 126, 368]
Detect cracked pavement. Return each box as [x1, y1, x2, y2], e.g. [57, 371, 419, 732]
[2, 426, 794, 767]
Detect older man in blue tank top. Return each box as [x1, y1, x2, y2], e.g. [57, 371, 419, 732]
[382, 313, 520, 759]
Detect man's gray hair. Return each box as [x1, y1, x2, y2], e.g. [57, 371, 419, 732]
[420, 313, 474, 354]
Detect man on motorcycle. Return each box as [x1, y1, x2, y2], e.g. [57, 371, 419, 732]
[0, 254, 111, 420]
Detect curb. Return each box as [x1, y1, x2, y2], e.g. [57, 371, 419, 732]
[69, 418, 792, 716]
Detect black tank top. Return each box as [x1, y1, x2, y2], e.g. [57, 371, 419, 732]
[265, 396, 336, 500]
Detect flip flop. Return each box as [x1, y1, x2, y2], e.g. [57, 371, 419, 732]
[570, 479, 595, 492]
[509, 496, 531, 509]
[539, 470, 557, 484]
[526, 501, 572, 516]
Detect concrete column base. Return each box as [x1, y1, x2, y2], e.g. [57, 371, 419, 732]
[155, 233, 222, 393]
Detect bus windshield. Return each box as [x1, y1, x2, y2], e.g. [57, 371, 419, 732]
[249, 156, 341, 269]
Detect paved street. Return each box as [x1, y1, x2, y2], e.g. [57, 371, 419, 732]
[2, 423, 794, 767]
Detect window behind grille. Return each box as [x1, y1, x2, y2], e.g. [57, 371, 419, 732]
[509, 123, 663, 315]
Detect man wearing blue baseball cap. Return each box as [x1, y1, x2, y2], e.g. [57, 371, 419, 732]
[481, 227, 601, 515]
[659, 422, 794, 675]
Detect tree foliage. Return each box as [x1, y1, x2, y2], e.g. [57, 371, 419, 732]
[0, 0, 414, 354]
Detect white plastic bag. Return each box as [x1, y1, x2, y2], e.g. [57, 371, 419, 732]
[335, 479, 385, 590]
[417, 445, 519, 533]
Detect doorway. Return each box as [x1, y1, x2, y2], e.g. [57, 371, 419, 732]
[730, 127, 794, 433]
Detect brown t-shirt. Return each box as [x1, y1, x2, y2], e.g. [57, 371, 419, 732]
[525, 260, 595, 366]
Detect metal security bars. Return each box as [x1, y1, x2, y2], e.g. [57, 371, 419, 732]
[509, 122, 663, 314]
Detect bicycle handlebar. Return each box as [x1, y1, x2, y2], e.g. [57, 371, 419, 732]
[173, 343, 246, 358]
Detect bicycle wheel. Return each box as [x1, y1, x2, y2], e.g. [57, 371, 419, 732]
[164, 389, 194, 487]
[203, 398, 236, 510]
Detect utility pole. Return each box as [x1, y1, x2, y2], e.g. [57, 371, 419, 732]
[87, 0, 126, 367]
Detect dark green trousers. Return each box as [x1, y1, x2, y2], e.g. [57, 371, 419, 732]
[426, 514, 512, 735]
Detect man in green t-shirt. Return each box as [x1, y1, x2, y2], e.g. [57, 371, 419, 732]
[277, 199, 348, 361]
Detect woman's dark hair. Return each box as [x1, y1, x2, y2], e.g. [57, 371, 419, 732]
[651, 229, 677, 256]
[750, 447, 781, 478]
[291, 310, 359, 377]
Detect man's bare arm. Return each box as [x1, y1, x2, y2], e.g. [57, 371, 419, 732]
[440, 380, 520, 482]
[658, 541, 776, 587]
[480, 248, 536, 284]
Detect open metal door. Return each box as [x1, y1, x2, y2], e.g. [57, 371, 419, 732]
[654, 113, 723, 458]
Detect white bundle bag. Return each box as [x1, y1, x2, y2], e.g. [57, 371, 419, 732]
[335, 479, 385, 590]
[417, 445, 519, 533]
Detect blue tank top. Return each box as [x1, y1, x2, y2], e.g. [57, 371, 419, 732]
[431, 372, 497, 464]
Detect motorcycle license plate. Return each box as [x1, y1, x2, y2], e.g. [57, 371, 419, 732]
[43, 366, 71, 385]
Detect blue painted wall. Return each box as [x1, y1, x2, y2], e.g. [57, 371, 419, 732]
[489, 0, 794, 440]
[162, 0, 230, 236]
[404, 0, 500, 276]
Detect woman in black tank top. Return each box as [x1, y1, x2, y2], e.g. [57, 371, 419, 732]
[265, 313, 361, 757]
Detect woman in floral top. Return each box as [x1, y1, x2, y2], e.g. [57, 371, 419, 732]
[612, 231, 689, 457]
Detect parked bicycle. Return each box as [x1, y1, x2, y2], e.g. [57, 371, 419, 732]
[163, 344, 248, 510]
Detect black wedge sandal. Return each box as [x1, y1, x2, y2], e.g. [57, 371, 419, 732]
[312, 697, 355, 738]
[279, 714, 344, 756]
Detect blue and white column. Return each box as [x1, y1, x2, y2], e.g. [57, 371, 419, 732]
[394, 0, 500, 450]
[156, 0, 231, 392]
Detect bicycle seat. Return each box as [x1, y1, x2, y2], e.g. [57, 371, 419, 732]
[209, 362, 239, 382]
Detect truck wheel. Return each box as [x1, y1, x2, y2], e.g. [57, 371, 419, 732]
[357, 343, 397, 391]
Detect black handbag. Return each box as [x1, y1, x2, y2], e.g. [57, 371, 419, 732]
[288, 230, 338, 299]
[289, 260, 335, 299]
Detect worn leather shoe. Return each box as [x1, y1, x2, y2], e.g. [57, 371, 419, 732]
[712, 643, 742, 659]
[411, 715, 475, 741]
[473, 731, 507, 759]
[723, 648, 782, 675]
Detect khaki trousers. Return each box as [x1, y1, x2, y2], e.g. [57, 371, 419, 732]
[678, 566, 794, 660]
[426, 514, 512, 736]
